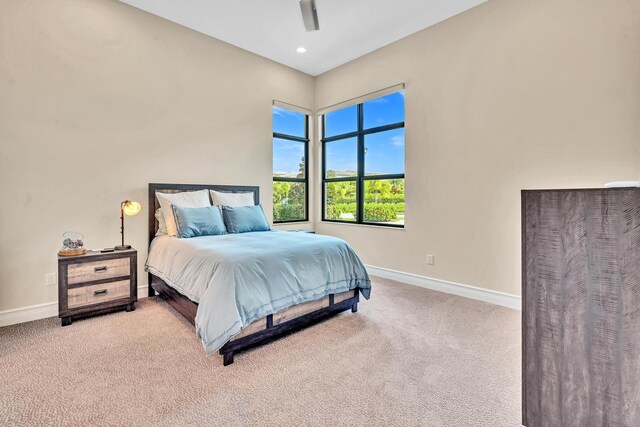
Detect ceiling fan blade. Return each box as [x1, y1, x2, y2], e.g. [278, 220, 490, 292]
[299, 0, 319, 32]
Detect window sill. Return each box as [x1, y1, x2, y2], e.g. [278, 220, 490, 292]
[273, 221, 313, 228]
[273, 221, 312, 225]
[319, 221, 405, 230]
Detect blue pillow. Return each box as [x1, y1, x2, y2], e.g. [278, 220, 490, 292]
[171, 205, 227, 238]
[222, 205, 270, 233]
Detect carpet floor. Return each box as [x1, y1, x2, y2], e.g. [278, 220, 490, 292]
[0, 277, 521, 426]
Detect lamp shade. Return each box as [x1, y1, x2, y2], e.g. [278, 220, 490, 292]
[123, 200, 141, 216]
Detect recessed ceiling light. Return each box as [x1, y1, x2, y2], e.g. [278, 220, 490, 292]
[296, 47, 307, 53]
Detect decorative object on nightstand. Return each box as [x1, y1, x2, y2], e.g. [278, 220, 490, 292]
[115, 200, 141, 250]
[58, 231, 87, 257]
[58, 248, 137, 326]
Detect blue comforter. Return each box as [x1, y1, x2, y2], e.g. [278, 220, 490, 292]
[146, 231, 371, 354]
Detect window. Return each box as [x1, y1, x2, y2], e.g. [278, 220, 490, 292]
[322, 91, 405, 227]
[273, 105, 309, 222]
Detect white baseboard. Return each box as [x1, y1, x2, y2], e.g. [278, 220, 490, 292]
[365, 265, 521, 311]
[1, 270, 521, 328]
[0, 301, 59, 328]
[0, 285, 150, 328]
[138, 285, 150, 299]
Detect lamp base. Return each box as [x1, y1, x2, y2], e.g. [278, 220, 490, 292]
[114, 245, 131, 251]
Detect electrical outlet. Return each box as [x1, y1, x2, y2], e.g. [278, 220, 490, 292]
[426, 255, 435, 265]
[45, 272, 57, 287]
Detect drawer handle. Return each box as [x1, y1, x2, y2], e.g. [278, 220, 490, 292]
[94, 289, 108, 296]
[94, 266, 108, 272]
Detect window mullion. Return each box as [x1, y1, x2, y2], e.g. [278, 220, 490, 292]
[304, 118, 309, 223]
[321, 116, 326, 220]
[273, 177, 307, 183]
[273, 132, 309, 143]
[362, 173, 404, 181]
[357, 103, 365, 224]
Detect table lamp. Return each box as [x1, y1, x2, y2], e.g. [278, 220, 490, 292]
[115, 200, 141, 250]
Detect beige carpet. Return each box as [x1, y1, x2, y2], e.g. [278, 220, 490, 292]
[0, 277, 521, 426]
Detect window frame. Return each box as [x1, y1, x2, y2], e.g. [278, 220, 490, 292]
[272, 111, 310, 224]
[321, 99, 405, 228]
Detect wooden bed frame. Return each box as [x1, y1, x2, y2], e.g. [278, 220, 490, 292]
[148, 183, 361, 366]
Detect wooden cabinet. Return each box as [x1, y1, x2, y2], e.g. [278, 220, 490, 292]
[58, 249, 137, 326]
[522, 188, 640, 427]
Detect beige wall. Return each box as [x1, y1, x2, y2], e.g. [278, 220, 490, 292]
[314, 0, 640, 295]
[0, 0, 314, 311]
[1, 0, 638, 313]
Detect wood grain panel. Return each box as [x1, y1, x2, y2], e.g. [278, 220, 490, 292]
[231, 318, 267, 340]
[273, 296, 329, 325]
[620, 190, 640, 426]
[67, 280, 130, 309]
[523, 188, 640, 426]
[150, 276, 197, 324]
[68, 258, 130, 284]
[333, 290, 356, 304]
[230, 291, 356, 340]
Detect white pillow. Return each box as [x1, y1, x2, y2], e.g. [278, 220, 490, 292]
[155, 209, 167, 236]
[156, 190, 211, 237]
[210, 190, 255, 207]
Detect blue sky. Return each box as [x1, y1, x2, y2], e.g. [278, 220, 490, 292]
[325, 91, 404, 175]
[273, 138, 305, 175]
[273, 106, 306, 138]
[273, 107, 306, 175]
[273, 91, 404, 176]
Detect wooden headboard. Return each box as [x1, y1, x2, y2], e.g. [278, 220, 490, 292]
[147, 183, 260, 246]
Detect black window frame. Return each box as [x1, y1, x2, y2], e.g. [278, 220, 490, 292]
[321, 98, 405, 228]
[272, 110, 309, 224]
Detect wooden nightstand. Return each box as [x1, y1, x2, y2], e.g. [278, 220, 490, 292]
[58, 249, 137, 326]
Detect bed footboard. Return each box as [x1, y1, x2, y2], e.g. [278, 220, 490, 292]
[149, 273, 361, 366]
[219, 290, 359, 366]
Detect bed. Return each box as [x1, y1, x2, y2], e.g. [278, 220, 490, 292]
[146, 183, 371, 365]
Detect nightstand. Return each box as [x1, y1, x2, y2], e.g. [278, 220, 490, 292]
[58, 249, 137, 326]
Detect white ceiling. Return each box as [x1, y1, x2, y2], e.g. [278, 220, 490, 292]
[119, 0, 487, 76]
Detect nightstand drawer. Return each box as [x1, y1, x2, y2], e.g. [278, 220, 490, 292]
[67, 258, 130, 284]
[67, 280, 131, 309]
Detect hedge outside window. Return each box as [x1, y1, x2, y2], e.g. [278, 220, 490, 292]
[322, 91, 405, 227]
[273, 105, 309, 222]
